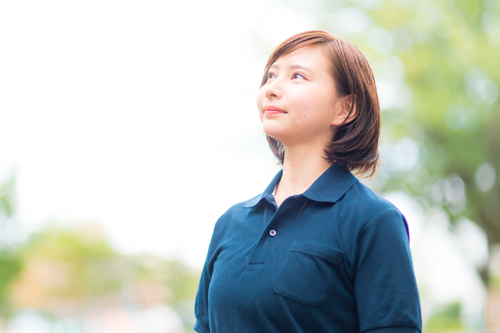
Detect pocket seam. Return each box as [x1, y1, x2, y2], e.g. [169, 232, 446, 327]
[273, 246, 344, 307]
[273, 282, 336, 307]
[289, 248, 342, 266]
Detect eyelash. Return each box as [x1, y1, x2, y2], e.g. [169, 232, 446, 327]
[266, 72, 306, 81]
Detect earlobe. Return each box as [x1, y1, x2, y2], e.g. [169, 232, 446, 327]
[331, 94, 357, 127]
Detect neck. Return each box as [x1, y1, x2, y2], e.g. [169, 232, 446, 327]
[274, 143, 333, 206]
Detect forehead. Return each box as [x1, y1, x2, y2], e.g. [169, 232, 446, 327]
[271, 44, 329, 71]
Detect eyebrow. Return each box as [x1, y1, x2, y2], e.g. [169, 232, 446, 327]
[269, 64, 314, 73]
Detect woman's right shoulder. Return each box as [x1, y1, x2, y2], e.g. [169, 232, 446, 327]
[212, 193, 263, 233]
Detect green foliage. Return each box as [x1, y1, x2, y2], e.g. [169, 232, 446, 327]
[424, 302, 466, 333]
[370, 0, 500, 251]
[0, 172, 199, 320]
[0, 174, 15, 219]
[124, 254, 200, 304]
[0, 248, 22, 317]
[22, 223, 119, 303]
[16, 223, 200, 313]
[0, 172, 23, 318]
[164, 260, 200, 303]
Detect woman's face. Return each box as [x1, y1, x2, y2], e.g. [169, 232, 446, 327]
[256, 44, 345, 147]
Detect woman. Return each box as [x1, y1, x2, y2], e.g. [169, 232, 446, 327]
[194, 31, 422, 333]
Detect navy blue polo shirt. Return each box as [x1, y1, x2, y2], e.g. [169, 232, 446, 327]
[194, 163, 422, 333]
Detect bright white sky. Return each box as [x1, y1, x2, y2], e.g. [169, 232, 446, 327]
[0, 0, 488, 321]
[0, 0, 316, 266]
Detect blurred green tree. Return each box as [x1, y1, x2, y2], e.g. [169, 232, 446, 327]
[424, 302, 465, 332]
[365, 0, 500, 254]
[12, 221, 200, 326]
[0, 250, 22, 318]
[17, 222, 120, 309]
[0, 174, 23, 319]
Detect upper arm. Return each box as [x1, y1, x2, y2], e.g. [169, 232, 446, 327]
[193, 211, 232, 333]
[354, 209, 422, 333]
[194, 261, 211, 332]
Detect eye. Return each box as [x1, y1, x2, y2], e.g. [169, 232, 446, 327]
[292, 73, 306, 80]
[267, 72, 276, 81]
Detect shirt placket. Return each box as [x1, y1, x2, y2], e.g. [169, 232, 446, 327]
[246, 195, 303, 270]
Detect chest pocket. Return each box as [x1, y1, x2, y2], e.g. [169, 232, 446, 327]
[273, 241, 344, 307]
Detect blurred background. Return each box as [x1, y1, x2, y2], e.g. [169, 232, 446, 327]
[0, 0, 499, 332]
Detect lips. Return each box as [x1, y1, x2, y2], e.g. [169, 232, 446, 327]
[264, 106, 287, 114]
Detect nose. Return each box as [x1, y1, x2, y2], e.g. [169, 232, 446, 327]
[265, 78, 283, 99]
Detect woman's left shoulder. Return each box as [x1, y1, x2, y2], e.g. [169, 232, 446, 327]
[339, 181, 408, 234]
[344, 180, 400, 210]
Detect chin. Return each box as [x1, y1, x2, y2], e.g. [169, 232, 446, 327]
[262, 123, 285, 141]
[264, 131, 293, 147]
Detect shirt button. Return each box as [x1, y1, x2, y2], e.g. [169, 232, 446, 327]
[269, 229, 277, 237]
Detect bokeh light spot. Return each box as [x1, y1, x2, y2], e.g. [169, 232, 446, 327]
[444, 105, 466, 131]
[475, 163, 496, 192]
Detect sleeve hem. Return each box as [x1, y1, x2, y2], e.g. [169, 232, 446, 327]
[194, 320, 210, 333]
[362, 326, 421, 333]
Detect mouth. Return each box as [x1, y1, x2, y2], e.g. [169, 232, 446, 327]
[264, 106, 287, 115]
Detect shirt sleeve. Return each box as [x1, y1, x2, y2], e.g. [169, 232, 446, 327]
[193, 260, 211, 333]
[193, 211, 231, 333]
[354, 209, 422, 333]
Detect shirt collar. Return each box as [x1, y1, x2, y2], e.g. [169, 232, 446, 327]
[244, 163, 359, 208]
[244, 169, 283, 208]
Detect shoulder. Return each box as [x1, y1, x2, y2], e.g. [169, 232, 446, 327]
[338, 181, 409, 240]
[211, 194, 262, 238]
[216, 194, 260, 223]
[343, 180, 398, 212]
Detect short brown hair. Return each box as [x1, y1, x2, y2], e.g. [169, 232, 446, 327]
[260, 30, 380, 178]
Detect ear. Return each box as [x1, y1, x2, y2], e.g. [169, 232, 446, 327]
[331, 94, 357, 127]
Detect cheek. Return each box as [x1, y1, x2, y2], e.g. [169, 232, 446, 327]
[291, 90, 335, 125]
[289, 92, 318, 118]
